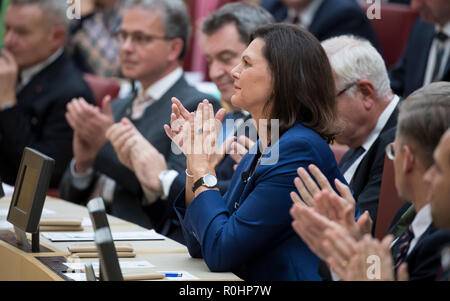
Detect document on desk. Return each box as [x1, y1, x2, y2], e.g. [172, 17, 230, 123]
[42, 230, 165, 242]
[0, 208, 55, 216]
[63, 260, 156, 271]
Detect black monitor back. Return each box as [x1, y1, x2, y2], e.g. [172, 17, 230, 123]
[7, 147, 54, 233]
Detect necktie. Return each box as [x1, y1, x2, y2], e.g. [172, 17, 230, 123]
[390, 205, 416, 239]
[432, 31, 448, 82]
[339, 146, 365, 174]
[131, 91, 154, 120]
[392, 224, 415, 271]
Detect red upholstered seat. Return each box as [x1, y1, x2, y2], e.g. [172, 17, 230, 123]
[83, 73, 121, 108]
[361, 3, 419, 68]
[374, 155, 405, 240]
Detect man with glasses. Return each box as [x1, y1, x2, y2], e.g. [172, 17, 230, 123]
[290, 81, 450, 281]
[322, 35, 399, 226]
[59, 0, 218, 241]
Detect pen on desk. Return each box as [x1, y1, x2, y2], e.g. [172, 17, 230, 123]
[164, 273, 183, 277]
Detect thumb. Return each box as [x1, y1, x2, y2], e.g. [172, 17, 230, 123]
[397, 263, 409, 281]
[102, 95, 113, 117]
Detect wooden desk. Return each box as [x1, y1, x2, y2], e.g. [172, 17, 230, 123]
[0, 196, 240, 281]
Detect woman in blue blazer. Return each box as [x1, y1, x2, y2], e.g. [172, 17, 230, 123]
[165, 24, 346, 281]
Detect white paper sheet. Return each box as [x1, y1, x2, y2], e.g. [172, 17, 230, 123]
[42, 230, 165, 242]
[63, 260, 155, 272]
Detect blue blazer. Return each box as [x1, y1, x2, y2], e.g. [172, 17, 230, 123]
[389, 17, 450, 97]
[260, 0, 381, 52]
[174, 123, 346, 281]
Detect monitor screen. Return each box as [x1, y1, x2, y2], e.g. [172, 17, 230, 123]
[95, 227, 124, 281]
[88, 197, 123, 281]
[7, 147, 55, 233]
[87, 197, 110, 230]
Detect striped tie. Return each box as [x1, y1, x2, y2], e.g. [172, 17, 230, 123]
[392, 225, 415, 271]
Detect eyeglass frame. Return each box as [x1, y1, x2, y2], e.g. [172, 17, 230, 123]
[385, 142, 395, 160]
[114, 29, 173, 46]
[336, 80, 359, 97]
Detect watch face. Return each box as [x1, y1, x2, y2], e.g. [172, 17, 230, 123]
[204, 174, 218, 187]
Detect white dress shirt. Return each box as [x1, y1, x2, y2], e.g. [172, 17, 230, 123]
[423, 22, 450, 85]
[285, 0, 324, 28]
[16, 48, 64, 92]
[71, 67, 184, 204]
[343, 95, 400, 184]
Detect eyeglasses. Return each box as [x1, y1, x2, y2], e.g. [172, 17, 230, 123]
[385, 142, 395, 160]
[336, 81, 359, 97]
[114, 30, 172, 47]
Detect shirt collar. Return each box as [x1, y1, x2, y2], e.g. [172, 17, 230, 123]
[139, 67, 183, 101]
[362, 94, 399, 152]
[287, 0, 324, 28]
[410, 204, 433, 241]
[435, 21, 450, 37]
[19, 48, 63, 89]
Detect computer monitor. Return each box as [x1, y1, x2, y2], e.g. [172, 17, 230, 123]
[87, 197, 123, 281]
[94, 227, 124, 281]
[87, 197, 110, 230]
[6, 147, 54, 252]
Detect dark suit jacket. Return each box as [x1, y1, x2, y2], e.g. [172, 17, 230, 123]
[390, 17, 450, 98]
[59, 75, 218, 239]
[340, 107, 398, 225]
[174, 123, 346, 280]
[260, 0, 381, 51]
[0, 52, 94, 188]
[400, 224, 450, 281]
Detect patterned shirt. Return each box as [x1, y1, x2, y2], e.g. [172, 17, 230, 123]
[67, 0, 123, 77]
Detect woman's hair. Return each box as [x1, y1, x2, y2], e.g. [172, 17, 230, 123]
[249, 23, 339, 143]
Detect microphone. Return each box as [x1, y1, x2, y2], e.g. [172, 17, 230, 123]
[241, 172, 250, 184]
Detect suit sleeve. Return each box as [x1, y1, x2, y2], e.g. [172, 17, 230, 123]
[0, 88, 92, 187]
[174, 153, 306, 272]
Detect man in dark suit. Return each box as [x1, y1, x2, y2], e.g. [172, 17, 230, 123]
[290, 82, 450, 281]
[105, 2, 274, 243]
[322, 35, 398, 225]
[260, 0, 381, 51]
[59, 0, 216, 242]
[389, 0, 450, 97]
[0, 0, 94, 188]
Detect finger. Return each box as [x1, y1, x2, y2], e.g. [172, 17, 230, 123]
[102, 95, 113, 118]
[335, 178, 355, 206]
[293, 176, 315, 207]
[308, 164, 333, 192]
[298, 167, 321, 198]
[290, 191, 306, 207]
[238, 135, 256, 151]
[171, 97, 191, 120]
[215, 108, 227, 124]
[397, 263, 409, 281]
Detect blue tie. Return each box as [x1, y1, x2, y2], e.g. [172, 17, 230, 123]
[339, 147, 365, 174]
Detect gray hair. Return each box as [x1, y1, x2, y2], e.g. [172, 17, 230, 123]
[397, 82, 450, 167]
[322, 35, 391, 100]
[10, 0, 69, 28]
[202, 2, 274, 44]
[124, 0, 191, 60]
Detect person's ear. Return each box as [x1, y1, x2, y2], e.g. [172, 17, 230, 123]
[167, 38, 183, 62]
[402, 145, 415, 174]
[49, 25, 66, 50]
[357, 79, 376, 110]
